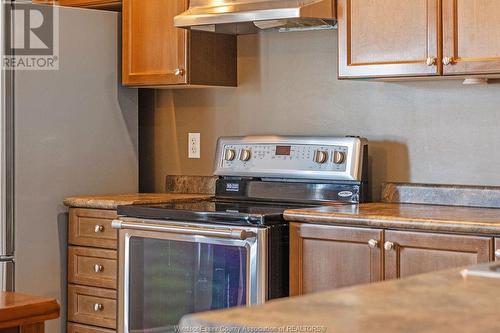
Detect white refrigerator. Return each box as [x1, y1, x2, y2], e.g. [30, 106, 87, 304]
[1, 3, 138, 332]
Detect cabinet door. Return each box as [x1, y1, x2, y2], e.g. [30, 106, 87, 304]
[290, 223, 383, 296]
[384, 230, 492, 280]
[337, 0, 440, 78]
[442, 0, 500, 75]
[122, 0, 188, 86]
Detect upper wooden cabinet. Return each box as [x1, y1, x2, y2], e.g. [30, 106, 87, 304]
[338, 0, 440, 78]
[339, 0, 500, 79]
[122, 0, 237, 87]
[33, 0, 122, 10]
[384, 230, 492, 280]
[442, 0, 500, 75]
[290, 223, 383, 296]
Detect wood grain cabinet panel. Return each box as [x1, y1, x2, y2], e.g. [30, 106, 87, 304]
[69, 208, 117, 249]
[442, 0, 500, 75]
[68, 285, 117, 330]
[384, 230, 493, 280]
[122, 0, 236, 87]
[338, 0, 440, 78]
[290, 223, 383, 296]
[68, 247, 117, 289]
[68, 323, 115, 333]
[58, 0, 121, 10]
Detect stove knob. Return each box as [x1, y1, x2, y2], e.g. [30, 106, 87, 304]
[239, 149, 252, 162]
[333, 151, 346, 164]
[224, 149, 236, 161]
[314, 150, 328, 164]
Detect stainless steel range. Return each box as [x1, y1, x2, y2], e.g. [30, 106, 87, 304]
[112, 136, 369, 333]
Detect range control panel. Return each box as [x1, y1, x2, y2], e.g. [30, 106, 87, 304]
[214, 136, 367, 181]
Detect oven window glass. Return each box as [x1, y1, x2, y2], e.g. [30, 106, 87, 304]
[128, 237, 247, 332]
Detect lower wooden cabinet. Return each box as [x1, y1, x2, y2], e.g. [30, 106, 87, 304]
[290, 223, 383, 295]
[384, 230, 492, 279]
[68, 208, 118, 332]
[290, 223, 495, 295]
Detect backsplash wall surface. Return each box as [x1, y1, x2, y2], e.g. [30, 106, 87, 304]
[140, 30, 500, 199]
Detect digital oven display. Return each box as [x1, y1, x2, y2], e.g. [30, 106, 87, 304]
[275, 146, 291, 156]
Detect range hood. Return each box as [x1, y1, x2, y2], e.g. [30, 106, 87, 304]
[174, 0, 337, 35]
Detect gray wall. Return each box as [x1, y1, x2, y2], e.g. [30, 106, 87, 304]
[141, 30, 500, 198]
[15, 7, 138, 333]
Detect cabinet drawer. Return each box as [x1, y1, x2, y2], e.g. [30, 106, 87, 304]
[68, 247, 117, 289]
[68, 284, 117, 329]
[69, 208, 117, 249]
[68, 323, 115, 333]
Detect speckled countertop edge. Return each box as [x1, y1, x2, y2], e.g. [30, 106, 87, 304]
[284, 209, 500, 235]
[63, 193, 213, 210]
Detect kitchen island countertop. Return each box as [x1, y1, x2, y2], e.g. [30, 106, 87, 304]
[284, 202, 500, 235]
[0, 291, 60, 330]
[180, 267, 500, 333]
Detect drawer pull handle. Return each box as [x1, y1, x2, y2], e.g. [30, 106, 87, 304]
[367, 239, 379, 249]
[94, 225, 105, 233]
[94, 303, 104, 312]
[94, 264, 104, 273]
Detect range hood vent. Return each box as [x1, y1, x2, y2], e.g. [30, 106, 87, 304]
[174, 0, 337, 35]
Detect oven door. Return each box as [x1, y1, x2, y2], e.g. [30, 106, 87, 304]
[113, 218, 267, 333]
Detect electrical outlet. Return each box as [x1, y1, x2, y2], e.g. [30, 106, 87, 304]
[188, 133, 201, 159]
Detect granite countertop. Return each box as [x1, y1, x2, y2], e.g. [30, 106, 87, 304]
[63, 193, 212, 210]
[180, 266, 500, 333]
[284, 203, 500, 235]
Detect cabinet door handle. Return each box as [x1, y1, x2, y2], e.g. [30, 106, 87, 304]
[93, 303, 104, 312]
[94, 264, 104, 273]
[367, 239, 379, 249]
[426, 57, 437, 66]
[442, 57, 454, 66]
[384, 241, 395, 251]
[495, 249, 500, 260]
[94, 225, 104, 233]
[174, 68, 185, 76]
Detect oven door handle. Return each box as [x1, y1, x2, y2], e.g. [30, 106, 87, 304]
[111, 219, 255, 240]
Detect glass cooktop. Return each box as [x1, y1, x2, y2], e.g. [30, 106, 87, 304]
[117, 199, 316, 226]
